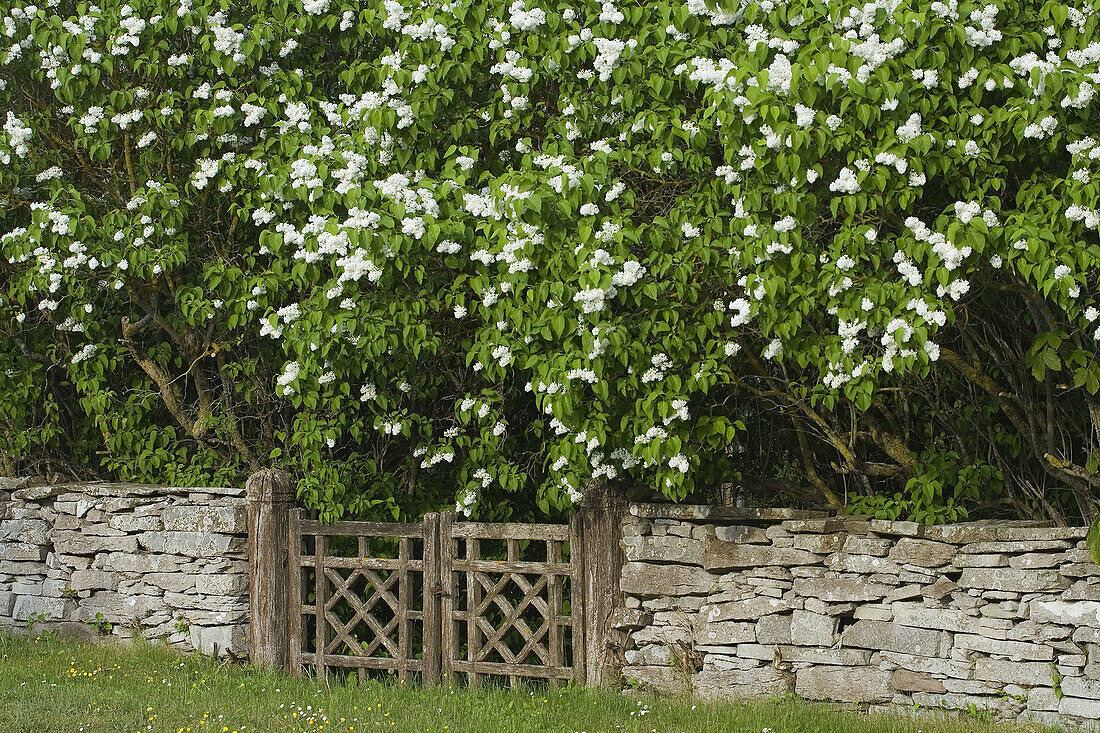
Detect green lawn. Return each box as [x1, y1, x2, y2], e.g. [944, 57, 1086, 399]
[0, 633, 1061, 733]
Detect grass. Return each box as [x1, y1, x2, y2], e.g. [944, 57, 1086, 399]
[0, 633, 1063, 733]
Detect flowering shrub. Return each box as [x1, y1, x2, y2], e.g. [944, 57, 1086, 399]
[3, 0, 1100, 522]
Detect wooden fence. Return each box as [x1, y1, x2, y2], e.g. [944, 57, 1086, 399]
[246, 470, 626, 687]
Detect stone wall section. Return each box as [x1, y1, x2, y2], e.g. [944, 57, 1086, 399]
[0, 477, 248, 656]
[614, 504, 1100, 728]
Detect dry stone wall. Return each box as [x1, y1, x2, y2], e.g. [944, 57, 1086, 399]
[0, 477, 248, 656]
[614, 504, 1100, 729]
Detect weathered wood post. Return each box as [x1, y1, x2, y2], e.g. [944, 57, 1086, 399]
[421, 512, 442, 685]
[246, 468, 296, 672]
[577, 487, 627, 686]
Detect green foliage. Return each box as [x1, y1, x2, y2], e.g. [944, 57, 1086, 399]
[2, 0, 1100, 522]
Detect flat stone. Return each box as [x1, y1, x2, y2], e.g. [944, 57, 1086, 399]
[623, 535, 705, 565]
[161, 506, 246, 534]
[693, 668, 793, 700]
[790, 609, 837, 646]
[793, 534, 847, 554]
[97, 552, 183, 574]
[629, 504, 828, 522]
[796, 666, 892, 703]
[874, 651, 973, 677]
[609, 607, 652, 630]
[892, 605, 973, 633]
[1030, 600, 1100, 627]
[841, 537, 892, 556]
[714, 525, 769, 544]
[1, 519, 48, 544]
[702, 542, 819, 571]
[77, 592, 163, 622]
[12, 595, 73, 621]
[792, 578, 892, 602]
[953, 553, 1008, 567]
[888, 538, 957, 567]
[621, 665, 686, 693]
[737, 644, 872, 665]
[974, 658, 1056, 686]
[51, 532, 139, 556]
[702, 597, 792, 622]
[1060, 696, 1100, 719]
[959, 540, 1072, 554]
[958, 567, 1069, 593]
[695, 621, 756, 646]
[755, 614, 791, 644]
[137, 531, 245, 558]
[1061, 676, 1100, 699]
[0, 542, 48, 562]
[107, 514, 163, 532]
[825, 553, 901, 574]
[620, 562, 715, 596]
[189, 624, 248, 657]
[954, 633, 1054, 661]
[1007, 553, 1063, 569]
[69, 570, 119, 592]
[841, 620, 950, 657]
[891, 669, 946, 694]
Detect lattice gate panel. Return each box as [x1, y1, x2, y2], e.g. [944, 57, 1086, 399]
[441, 517, 584, 687]
[290, 516, 440, 683]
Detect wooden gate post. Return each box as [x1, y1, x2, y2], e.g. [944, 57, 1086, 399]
[577, 488, 627, 687]
[421, 512, 442, 685]
[246, 468, 296, 672]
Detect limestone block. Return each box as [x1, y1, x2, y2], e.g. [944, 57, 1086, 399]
[622, 665, 687, 693]
[701, 597, 791, 622]
[51, 531, 138, 556]
[189, 624, 248, 657]
[695, 621, 756, 646]
[97, 552, 183, 574]
[960, 540, 1072, 554]
[76, 592, 164, 622]
[176, 608, 248, 625]
[958, 567, 1069, 593]
[910, 692, 1023, 716]
[825, 553, 901, 574]
[12, 595, 73, 621]
[736, 644, 871, 665]
[974, 658, 1055, 686]
[141, 573, 196, 594]
[852, 605, 893, 622]
[693, 668, 793, 700]
[609, 607, 652, 630]
[954, 633, 1054, 661]
[163, 505, 247, 535]
[69, 570, 119, 592]
[841, 620, 950, 657]
[943, 679, 1001, 695]
[624, 645, 672, 666]
[792, 577, 893, 602]
[1, 519, 48, 544]
[869, 520, 923, 538]
[1030, 600, 1100, 628]
[107, 514, 163, 532]
[620, 562, 715, 596]
[874, 651, 973, 678]
[0, 542, 47, 562]
[714, 525, 769, 544]
[0, 591, 15, 616]
[793, 534, 846, 554]
[1060, 676, 1100, 699]
[887, 538, 956, 567]
[1008, 553, 1063, 569]
[622, 535, 704, 566]
[796, 666, 892, 703]
[702, 542, 819, 571]
[1060, 696, 1100, 719]
[891, 669, 946, 694]
[953, 554, 1009, 567]
[841, 536, 893, 556]
[137, 531, 245, 558]
[790, 609, 837, 646]
[755, 614, 791, 644]
[163, 592, 247, 612]
[892, 605, 973, 633]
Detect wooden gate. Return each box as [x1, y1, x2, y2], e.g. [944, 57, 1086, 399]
[441, 515, 584, 686]
[282, 510, 584, 686]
